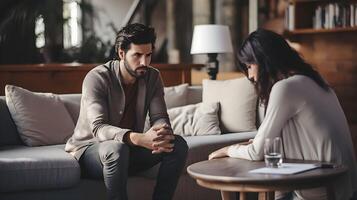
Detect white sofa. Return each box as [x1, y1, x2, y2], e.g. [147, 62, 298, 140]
[0, 85, 259, 200]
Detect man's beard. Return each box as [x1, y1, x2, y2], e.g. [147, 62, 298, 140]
[123, 59, 148, 79]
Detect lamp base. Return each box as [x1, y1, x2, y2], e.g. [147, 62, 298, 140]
[207, 53, 218, 80]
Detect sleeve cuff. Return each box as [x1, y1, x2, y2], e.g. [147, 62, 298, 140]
[227, 144, 240, 158]
[115, 129, 131, 143]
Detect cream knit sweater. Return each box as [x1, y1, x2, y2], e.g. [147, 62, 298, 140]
[228, 75, 357, 200]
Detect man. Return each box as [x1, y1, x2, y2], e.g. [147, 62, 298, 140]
[65, 23, 188, 200]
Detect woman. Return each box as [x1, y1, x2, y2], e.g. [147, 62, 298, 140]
[209, 29, 357, 200]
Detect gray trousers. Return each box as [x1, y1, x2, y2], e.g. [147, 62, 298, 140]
[79, 135, 188, 200]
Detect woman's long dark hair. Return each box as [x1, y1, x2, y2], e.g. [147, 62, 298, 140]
[237, 29, 329, 108]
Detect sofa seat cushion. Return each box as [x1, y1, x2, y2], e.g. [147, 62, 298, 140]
[0, 144, 80, 192]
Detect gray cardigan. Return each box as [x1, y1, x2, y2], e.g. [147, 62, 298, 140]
[65, 60, 170, 160]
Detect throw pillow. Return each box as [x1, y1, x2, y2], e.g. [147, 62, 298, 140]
[164, 83, 189, 109]
[168, 102, 221, 136]
[202, 78, 257, 133]
[5, 85, 75, 146]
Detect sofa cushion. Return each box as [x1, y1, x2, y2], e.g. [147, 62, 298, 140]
[59, 94, 82, 124]
[0, 144, 80, 192]
[168, 102, 221, 136]
[0, 97, 22, 146]
[186, 86, 203, 105]
[203, 78, 257, 133]
[164, 83, 189, 109]
[257, 102, 266, 127]
[5, 85, 75, 146]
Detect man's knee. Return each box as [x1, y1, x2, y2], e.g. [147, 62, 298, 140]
[173, 135, 188, 159]
[98, 141, 129, 164]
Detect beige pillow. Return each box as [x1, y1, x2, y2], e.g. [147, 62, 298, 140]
[203, 78, 257, 133]
[5, 85, 75, 146]
[164, 83, 188, 109]
[168, 102, 221, 137]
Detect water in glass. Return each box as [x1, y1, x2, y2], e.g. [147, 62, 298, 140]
[264, 137, 283, 168]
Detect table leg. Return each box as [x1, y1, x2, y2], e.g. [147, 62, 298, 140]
[258, 192, 275, 200]
[220, 191, 233, 200]
[240, 192, 247, 200]
[326, 184, 336, 200]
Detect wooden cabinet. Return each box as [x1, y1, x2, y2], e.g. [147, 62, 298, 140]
[0, 63, 204, 95]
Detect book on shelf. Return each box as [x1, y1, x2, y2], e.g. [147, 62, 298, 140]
[285, 2, 357, 31]
[313, 2, 357, 30]
[285, 3, 295, 31]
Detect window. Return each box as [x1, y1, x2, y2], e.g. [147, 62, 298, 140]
[63, 0, 82, 49]
[35, 15, 45, 48]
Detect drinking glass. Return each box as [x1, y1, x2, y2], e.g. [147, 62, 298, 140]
[264, 137, 283, 168]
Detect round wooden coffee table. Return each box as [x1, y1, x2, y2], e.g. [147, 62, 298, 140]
[187, 157, 348, 200]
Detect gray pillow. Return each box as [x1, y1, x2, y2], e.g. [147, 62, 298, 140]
[168, 102, 221, 137]
[5, 85, 75, 146]
[164, 83, 189, 109]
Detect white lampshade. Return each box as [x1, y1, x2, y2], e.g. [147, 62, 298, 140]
[190, 24, 233, 54]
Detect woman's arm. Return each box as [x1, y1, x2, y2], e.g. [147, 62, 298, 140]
[228, 79, 305, 160]
[225, 81, 302, 161]
[208, 139, 253, 160]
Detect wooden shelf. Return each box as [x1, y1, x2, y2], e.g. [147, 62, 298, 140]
[285, 0, 357, 35]
[291, 0, 323, 3]
[292, 0, 357, 3]
[285, 26, 357, 35]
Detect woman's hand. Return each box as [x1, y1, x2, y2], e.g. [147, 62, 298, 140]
[208, 146, 230, 160]
[208, 139, 254, 160]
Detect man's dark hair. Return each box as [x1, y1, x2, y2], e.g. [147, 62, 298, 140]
[114, 23, 156, 59]
[237, 29, 329, 108]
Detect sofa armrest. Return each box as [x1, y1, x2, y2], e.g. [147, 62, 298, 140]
[184, 131, 257, 167]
